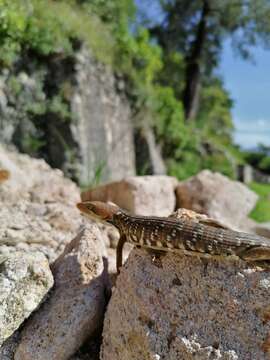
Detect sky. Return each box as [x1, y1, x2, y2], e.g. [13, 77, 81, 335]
[220, 41, 270, 149]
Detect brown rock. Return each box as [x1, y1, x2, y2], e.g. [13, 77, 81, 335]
[101, 249, 270, 360]
[175, 170, 258, 230]
[0, 332, 20, 360]
[15, 226, 110, 360]
[81, 175, 178, 216]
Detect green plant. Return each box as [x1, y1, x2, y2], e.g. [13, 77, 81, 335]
[0, 0, 114, 66]
[249, 182, 270, 223]
[48, 95, 71, 121]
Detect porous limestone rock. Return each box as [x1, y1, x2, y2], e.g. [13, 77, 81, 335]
[72, 46, 136, 184]
[81, 175, 178, 216]
[15, 226, 110, 360]
[0, 48, 135, 184]
[0, 144, 83, 261]
[102, 249, 270, 360]
[175, 170, 258, 230]
[0, 251, 53, 347]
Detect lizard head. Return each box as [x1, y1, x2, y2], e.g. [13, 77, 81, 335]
[77, 200, 120, 223]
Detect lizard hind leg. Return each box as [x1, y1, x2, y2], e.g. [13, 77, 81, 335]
[240, 246, 270, 262]
[116, 234, 127, 274]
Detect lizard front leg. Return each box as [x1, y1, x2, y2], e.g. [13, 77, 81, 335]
[116, 234, 127, 274]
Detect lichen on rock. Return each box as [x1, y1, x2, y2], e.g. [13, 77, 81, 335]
[0, 251, 53, 347]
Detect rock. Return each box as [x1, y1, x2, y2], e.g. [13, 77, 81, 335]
[15, 226, 110, 360]
[101, 249, 270, 360]
[71, 46, 136, 183]
[0, 332, 20, 360]
[0, 47, 135, 183]
[254, 222, 270, 239]
[0, 251, 53, 347]
[68, 333, 102, 360]
[175, 170, 258, 230]
[0, 144, 84, 262]
[81, 175, 178, 217]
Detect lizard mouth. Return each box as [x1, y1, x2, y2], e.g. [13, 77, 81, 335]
[76, 201, 115, 227]
[77, 202, 100, 222]
[76, 202, 88, 213]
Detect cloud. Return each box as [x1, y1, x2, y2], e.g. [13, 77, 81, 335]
[233, 117, 270, 148]
[234, 132, 270, 149]
[234, 117, 270, 131]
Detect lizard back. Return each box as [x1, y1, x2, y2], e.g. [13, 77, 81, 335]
[112, 211, 270, 259]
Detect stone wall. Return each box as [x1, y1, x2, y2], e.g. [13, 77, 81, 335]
[71, 47, 135, 184]
[238, 164, 270, 184]
[0, 46, 136, 184]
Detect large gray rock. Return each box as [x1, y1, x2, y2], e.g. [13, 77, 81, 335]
[15, 226, 110, 360]
[0, 251, 53, 347]
[71, 47, 136, 184]
[81, 175, 178, 217]
[175, 170, 258, 230]
[0, 47, 136, 183]
[0, 144, 83, 261]
[101, 249, 270, 360]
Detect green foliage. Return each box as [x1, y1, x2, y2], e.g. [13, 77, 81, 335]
[249, 182, 270, 197]
[0, 0, 27, 65]
[82, 0, 135, 28]
[151, 0, 270, 70]
[151, 86, 186, 144]
[198, 78, 234, 142]
[167, 151, 202, 180]
[0, 0, 114, 66]
[0, 0, 251, 182]
[259, 156, 270, 172]
[249, 182, 270, 222]
[158, 51, 185, 98]
[121, 34, 239, 180]
[48, 95, 71, 121]
[149, 81, 238, 179]
[245, 145, 270, 174]
[49, 1, 114, 63]
[0, 0, 70, 65]
[116, 28, 163, 91]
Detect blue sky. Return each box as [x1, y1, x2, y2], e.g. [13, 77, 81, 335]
[220, 41, 270, 149]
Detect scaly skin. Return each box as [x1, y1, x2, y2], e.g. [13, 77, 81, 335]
[77, 201, 270, 273]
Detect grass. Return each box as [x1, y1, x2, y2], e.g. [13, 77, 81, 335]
[248, 182, 270, 223]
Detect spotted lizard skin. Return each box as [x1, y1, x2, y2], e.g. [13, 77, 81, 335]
[112, 209, 270, 262]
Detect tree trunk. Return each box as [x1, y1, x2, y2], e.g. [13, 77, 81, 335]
[183, 0, 210, 121]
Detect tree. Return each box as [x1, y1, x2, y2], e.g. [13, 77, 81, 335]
[149, 0, 270, 121]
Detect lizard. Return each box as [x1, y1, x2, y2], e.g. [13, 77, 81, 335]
[77, 200, 270, 273]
